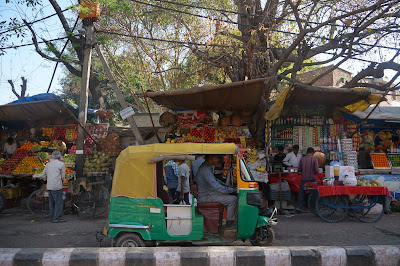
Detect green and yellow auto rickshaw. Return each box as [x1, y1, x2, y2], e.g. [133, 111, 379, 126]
[98, 143, 277, 246]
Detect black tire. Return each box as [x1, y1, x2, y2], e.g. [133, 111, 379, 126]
[27, 188, 49, 215]
[352, 195, 384, 223]
[115, 233, 145, 247]
[316, 195, 348, 223]
[250, 226, 275, 246]
[307, 190, 319, 216]
[76, 190, 96, 218]
[0, 192, 5, 213]
[92, 185, 110, 217]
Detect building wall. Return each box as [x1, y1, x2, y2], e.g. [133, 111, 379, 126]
[297, 66, 352, 87]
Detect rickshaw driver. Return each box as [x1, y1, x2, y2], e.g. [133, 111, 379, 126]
[196, 154, 238, 230]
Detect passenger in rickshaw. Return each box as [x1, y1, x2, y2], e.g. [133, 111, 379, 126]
[196, 154, 238, 230]
[164, 160, 179, 203]
[174, 159, 190, 205]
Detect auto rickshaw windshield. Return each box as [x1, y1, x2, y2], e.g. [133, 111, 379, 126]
[240, 159, 255, 181]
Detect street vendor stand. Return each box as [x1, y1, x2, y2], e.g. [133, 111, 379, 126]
[147, 79, 271, 197]
[264, 85, 383, 208]
[0, 93, 110, 210]
[306, 182, 392, 223]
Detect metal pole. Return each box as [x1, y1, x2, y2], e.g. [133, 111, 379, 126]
[76, 19, 94, 178]
[94, 44, 144, 144]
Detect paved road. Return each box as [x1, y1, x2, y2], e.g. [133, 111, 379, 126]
[0, 207, 399, 248]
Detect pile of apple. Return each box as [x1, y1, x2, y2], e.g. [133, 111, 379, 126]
[51, 126, 66, 141]
[0, 158, 23, 174]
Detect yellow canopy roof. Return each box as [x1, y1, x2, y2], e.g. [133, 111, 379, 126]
[111, 143, 238, 198]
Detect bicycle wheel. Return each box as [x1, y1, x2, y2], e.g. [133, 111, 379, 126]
[316, 195, 348, 223]
[76, 190, 96, 217]
[0, 192, 5, 213]
[27, 188, 50, 215]
[92, 185, 110, 217]
[307, 190, 319, 216]
[352, 195, 384, 223]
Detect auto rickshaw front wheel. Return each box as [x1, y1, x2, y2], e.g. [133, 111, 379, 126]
[249, 226, 275, 246]
[115, 233, 145, 247]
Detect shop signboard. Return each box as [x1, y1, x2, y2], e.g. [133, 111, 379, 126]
[362, 174, 400, 199]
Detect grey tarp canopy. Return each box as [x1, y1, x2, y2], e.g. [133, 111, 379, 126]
[353, 106, 400, 122]
[146, 78, 269, 112]
[285, 85, 372, 106]
[0, 100, 78, 123]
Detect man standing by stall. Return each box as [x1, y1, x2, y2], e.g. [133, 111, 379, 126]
[296, 147, 319, 214]
[41, 151, 66, 223]
[174, 159, 190, 205]
[3, 137, 17, 159]
[196, 154, 237, 230]
[51, 137, 67, 155]
[283, 144, 302, 168]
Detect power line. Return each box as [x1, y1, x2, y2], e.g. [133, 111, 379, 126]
[96, 30, 239, 48]
[0, 6, 74, 35]
[47, 16, 80, 93]
[0, 36, 76, 50]
[97, 30, 392, 66]
[152, 0, 392, 32]
[131, 0, 400, 51]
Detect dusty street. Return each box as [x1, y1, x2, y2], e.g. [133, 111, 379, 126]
[1, 207, 399, 248]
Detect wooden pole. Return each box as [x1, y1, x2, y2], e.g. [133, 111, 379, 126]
[76, 19, 94, 178]
[94, 44, 144, 144]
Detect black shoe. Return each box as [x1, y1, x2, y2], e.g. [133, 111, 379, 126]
[295, 209, 302, 214]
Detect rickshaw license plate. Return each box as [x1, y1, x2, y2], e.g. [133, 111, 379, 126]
[44, 191, 49, 197]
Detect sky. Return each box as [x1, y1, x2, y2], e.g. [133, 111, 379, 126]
[0, 0, 76, 105]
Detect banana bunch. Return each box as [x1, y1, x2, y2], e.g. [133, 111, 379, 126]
[247, 149, 259, 163]
[256, 166, 266, 172]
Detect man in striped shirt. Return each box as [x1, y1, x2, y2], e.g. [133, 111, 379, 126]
[296, 147, 319, 213]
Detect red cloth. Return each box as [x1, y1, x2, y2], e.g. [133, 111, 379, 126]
[316, 185, 392, 198]
[268, 173, 325, 193]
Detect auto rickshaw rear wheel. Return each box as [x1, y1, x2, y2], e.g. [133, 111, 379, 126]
[115, 233, 145, 247]
[249, 226, 275, 246]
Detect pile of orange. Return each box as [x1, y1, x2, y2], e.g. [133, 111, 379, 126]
[13, 157, 44, 174]
[370, 153, 390, 168]
[20, 141, 38, 150]
[42, 127, 54, 138]
[65, 167, 74, 174]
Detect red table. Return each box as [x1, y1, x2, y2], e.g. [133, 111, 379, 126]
[311, 185, 392, 198]
[305, 184, 391, 223]
[268, 172, 325, 193]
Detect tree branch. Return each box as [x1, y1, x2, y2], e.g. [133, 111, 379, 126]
[23, 19, 82, 77]
[8, 80, 20, 98]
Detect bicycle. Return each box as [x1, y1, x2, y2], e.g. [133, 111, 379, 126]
[27, 181, 109, 218]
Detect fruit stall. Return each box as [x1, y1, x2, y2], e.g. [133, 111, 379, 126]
[0, 94, 121, 209]
[147, 79, 270, 185]
[263, 85, 400, 206]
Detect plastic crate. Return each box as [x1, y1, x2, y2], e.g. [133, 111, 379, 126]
[270, 190, 291, 201]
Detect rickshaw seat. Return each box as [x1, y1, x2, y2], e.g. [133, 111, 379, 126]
[192, 183, 225, 233]
[197, 202, 224, 233]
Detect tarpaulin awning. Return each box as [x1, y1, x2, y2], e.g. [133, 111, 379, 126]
[265, 85, 381, 121]
[0, 93, 96, 123]
[146, 78, 269, 112]
[352, 106, 400, 122]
